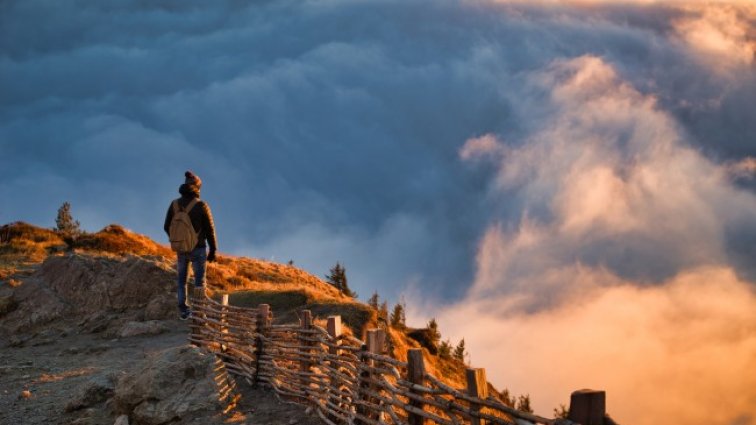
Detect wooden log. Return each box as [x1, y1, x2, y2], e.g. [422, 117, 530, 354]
[300, 310, 313, 399]
[220, 294, 229, 352]
[367, 329, 385, 355]
[466, 368, 488, 425]
[189, 286, 206, 346]
[407, 348, 426, 425]
[568, 389, 606, 425]
[254, 304, 271, 385]
[327, 316, 342, 353]
[365, 329, 386, 422]
[325, 316, 344, 423]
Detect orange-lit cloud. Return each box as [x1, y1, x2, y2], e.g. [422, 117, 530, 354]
[424, 55, 756, 425]
[728, 157, 756, 179]
[434, 267, 756, 425]
[673, 3, 756, 72]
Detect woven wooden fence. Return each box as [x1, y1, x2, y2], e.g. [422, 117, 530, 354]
[188, 289, 612, 425]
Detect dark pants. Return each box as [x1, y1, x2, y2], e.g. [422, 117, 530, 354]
[177, 246, 207, 313]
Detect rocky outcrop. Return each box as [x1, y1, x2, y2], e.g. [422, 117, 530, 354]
[37, 254, 175, 314]
[65, 375, 116, 412]
[0, 254, 176, 336]
[114, 346, 230, 425]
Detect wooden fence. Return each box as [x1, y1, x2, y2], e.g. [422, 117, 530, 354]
[188, 289, 615, 425]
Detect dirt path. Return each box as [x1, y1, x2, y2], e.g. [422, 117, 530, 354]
[0, 318, 323, 425]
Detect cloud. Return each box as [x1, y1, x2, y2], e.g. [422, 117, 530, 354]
[728, 157, 756, 180]
[422, 55, 756, 424]
[672, 3, 756, 73]
[434, 267, 756, 425]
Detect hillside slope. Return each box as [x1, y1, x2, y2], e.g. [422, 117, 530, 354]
[0, 221, 522, 424]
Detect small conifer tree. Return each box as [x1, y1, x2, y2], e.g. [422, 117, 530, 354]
[368, 291, 380, 310]
[516, 394, 533, 413]
[55, 202, 82, 237]
[379, 301, 389, 322]
[438, 339, 452, 359]
[427, 318, 441, 345]
[390, 302, 406, 329]
[325, 262, 357, 298]
[553, 404, 569, 419]
[453, 338, 466, 361]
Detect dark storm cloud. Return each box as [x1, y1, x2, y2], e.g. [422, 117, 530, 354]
[1, 0, 755, 303]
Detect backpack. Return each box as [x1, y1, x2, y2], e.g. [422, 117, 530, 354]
[169, 198, 199, 253]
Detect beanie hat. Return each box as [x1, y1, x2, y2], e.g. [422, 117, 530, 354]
[184, 171, 202, 188]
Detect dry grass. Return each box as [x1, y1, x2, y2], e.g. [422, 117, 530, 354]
[0, 222, 65, 265]
[72, 224, 173, 257]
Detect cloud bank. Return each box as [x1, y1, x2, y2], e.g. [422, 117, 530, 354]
[423, 54, 756, 424]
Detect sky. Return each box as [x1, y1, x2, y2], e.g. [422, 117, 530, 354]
[1, 1, 755, 424]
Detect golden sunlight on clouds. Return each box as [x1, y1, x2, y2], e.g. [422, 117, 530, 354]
[673, 4, 756, 71]
[434, 267, 756, 425]
[444, 55, 756, 425]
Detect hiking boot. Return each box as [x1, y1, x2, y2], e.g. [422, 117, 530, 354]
[180, 310, 192, 321]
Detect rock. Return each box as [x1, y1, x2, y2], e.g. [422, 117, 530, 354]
[144, 294, 176, 321]
[0, 278, 66, 334]
[118, 321, 168, 338]
[0, 295, 16, 315]
[37, 255, 174, 314]
[289, 419, 298, 424]
[65, 375, 115, 412]
[80, 312, 112, 334]
[113, 414, 129, 425]
[114, 346, 224, 425]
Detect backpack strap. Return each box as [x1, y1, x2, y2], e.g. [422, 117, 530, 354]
[173, 198, 200, 215]
[184, 198, 199, 213]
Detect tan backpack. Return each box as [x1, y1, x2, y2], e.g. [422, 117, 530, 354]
[169, 198, 199, 253]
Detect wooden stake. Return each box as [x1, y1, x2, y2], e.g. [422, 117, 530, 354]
[327, 316, 342, 355]
[300, 310, 313, 399]
[220, 294, 229, 352]
[254, 304, 271, 385]
[568, 389, 606, 425]
[366, 328, 385, 354]
[407, 349, 426, 425]
[466, 368, 488, 425]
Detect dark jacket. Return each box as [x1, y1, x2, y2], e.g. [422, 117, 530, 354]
[164, 189, 217, 252]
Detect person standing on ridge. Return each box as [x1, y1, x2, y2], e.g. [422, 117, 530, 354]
[164, 171, 218, 320]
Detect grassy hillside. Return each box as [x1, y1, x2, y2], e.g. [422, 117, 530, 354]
[0, 221, 522, 410]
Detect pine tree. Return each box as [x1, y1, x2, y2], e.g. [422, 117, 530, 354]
[553, 404, 569, 419]
[453, 338, 466, 361]
[368, 291, 380, 310]
[325, 262, 357, 298]
[516, 394, 533, 413]
[427, 318, 441, 345]
[438, 339, 452, 359]
[378, 301, 389, 323]
[390, 302, 406, 329]
[55, 202, 82, 237]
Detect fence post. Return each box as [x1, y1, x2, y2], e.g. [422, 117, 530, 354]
[407, 348, 426, 425]
[355, 329, 385, 424]
[326, 316, 343, 422]
[254, 303, 271, 385]
[466, 368, 488, 425]
[220, 294, 229, 352]
[367, 328, 385, 354]
[568, 389, 606, 425]
[300, 310, 313, 401]
[189, 286, 205, 346]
